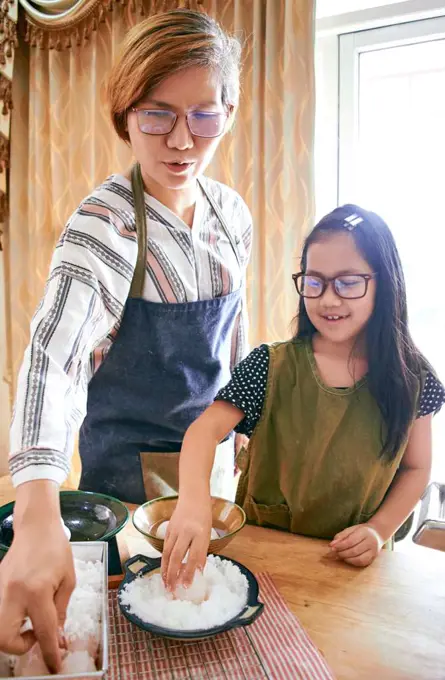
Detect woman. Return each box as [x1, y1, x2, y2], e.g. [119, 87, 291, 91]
[0, 10, 251, 671]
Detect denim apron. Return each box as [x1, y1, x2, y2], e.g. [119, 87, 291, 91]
[78, 164, 242, 504]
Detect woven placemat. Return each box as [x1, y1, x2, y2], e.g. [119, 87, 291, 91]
[108, 572, 335, 680]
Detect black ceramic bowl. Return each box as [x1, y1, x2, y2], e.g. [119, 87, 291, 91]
[0, 490, 129, 558]
[118, 553, 264, 640]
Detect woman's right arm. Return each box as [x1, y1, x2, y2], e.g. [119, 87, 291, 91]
[9, 207, 134, 489]
[0, 206, 136, 669]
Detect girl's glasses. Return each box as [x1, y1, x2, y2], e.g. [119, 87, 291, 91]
[131, 108, 228, 138]
[293, 273, 377, 300]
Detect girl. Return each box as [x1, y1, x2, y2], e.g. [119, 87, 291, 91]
[162, 204, 445, 589]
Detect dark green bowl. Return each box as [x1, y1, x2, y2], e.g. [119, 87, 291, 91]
[0, 490, 129, 555]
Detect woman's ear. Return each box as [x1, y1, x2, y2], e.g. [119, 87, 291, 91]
[123, 110, 131, 145]
[225, 105, 237, 133]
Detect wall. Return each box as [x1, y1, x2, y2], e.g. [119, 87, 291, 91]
[316, 0, 409, 19]
[316, 0, 445, 34]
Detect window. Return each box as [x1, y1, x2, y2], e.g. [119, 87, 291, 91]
[318, 16, 445, 481]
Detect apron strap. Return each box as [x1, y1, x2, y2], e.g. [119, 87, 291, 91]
[129, 163, 148, 299]
[197, 177, 243, 269]
[128, 164, 242, 299]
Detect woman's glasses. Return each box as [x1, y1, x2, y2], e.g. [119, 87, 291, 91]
[131, 108, 228, 138]
[293, 273, 377, 300]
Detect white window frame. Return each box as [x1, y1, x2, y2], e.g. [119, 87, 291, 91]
[314, 2, 445, 219]
[338, 16, 445, 205]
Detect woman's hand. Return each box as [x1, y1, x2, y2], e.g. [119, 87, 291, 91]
[329, 523, 384, 567]
[161, 493, 212, 592]
[0, 481, 76, 673]
[0, 520, 75, 672]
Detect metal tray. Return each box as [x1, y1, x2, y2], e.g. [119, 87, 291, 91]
[4, 541, 109, 680]
[412, 482, 445, 552]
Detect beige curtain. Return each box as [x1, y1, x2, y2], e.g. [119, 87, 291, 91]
[0, 0, 18, 474]
[6, 0, 314, 481]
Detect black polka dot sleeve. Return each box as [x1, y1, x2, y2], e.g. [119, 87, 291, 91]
[215, 344, 270, 437]
[417, 371, 445, 418]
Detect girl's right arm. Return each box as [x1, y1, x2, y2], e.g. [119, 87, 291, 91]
[161, 401, 244, 591]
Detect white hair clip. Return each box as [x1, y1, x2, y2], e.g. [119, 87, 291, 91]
[343, 214, 364, 231]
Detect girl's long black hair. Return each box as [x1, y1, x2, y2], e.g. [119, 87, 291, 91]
[296, 204, 428, 460]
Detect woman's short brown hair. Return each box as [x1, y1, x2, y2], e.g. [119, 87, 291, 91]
[108, 9, 242, 143]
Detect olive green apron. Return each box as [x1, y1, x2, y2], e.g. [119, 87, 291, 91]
[235, 339, 418, 540]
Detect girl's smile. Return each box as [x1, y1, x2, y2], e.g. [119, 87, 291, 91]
[304, 231, 376, 347]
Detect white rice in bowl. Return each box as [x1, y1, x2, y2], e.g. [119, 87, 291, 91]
[119, 555, 249, 631]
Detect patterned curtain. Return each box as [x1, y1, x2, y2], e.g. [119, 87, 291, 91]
[7, 0, 315, 398]
[20, 0, 204, 48]
[0, 0, 17, 473]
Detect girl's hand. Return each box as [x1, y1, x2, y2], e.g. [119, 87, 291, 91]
[329, 523, 384, 567]
[161, 494, 212, 592]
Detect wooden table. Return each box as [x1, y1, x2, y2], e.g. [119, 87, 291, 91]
[2, 482, 444, 679]
[117, 507, 445, 680]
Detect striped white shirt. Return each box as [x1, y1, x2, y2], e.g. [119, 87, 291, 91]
[10, 173, 252, 486]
